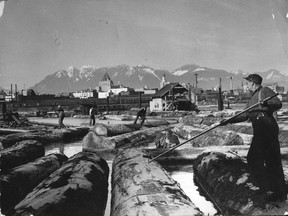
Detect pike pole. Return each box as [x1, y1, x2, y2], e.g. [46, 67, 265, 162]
[149, 93, 279, 163]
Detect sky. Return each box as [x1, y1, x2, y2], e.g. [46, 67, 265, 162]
[0, 0, 288, 90]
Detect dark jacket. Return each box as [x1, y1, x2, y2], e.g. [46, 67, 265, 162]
[230, 86, 281, 123]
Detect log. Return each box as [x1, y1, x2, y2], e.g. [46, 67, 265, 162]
[193, 151, 288, 215]
[83, 125, 174, 150]
[0, 128, 33, 135]
[146, 145, 251, 163]
[173, 124, 244, 147]
[141, 118, 170, 127]
[111, 149, 203, 216]
[13, 150, 109, 216]
[0, 127, 89, 148]
[93, 123, 142, 136]
[0, 153, 68, 214]
[1, 140, 45, 172]
[82, 131, 112, 149]
[224, 123, 288, 146]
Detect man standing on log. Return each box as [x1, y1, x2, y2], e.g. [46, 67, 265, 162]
[89, 104, 98, 126]
[133, 106, 147, 125]
[220, 74, 287, 202]
[57, 105, 66, 129]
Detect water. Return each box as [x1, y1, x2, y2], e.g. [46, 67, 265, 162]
[165, 164, 218, 215]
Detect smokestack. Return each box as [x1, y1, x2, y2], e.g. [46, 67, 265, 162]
[230, 77, 233, 91]
[11, 84, 13, 101]
[15, 84, 18, 102]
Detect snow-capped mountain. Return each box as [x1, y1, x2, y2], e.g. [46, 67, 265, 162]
[32, 65, 174, 94]
[30, 64, 288, 94]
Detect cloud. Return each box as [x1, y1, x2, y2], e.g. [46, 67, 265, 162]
[0, 1, 5, 18]
[53, 31, 62, 48]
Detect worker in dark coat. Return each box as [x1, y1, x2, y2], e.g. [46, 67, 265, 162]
[133, 107, 147, 125]
[57, 105, 66, 129]
[221, 74, 286, 202]
[89, 104, 98, 126]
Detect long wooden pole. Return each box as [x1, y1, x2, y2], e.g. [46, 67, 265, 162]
[149, 93, 279, 163]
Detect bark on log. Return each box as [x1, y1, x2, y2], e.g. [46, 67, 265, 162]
[82, 131, 113, 149]
[141, 118, 170, 127]
[146, 145, 250, 163]
[83, 125, 174, 150]
[0, 140, 3, 151]
[193, 151, 288, 215]
[1, 140, 45, 172]
[111, 149, 203, 216]
[0, 153, 68, 214]
[93, 123, 142, 136]
[13, 150, 109, 216]
[0, 127, 89, 149]
[173, 124, 244, 147]
[224, 123, 288, 146]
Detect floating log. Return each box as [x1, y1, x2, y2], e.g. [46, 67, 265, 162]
[146, 145, 251, 163]
[111, 149, 203, 216]
[141, 118, 171, 127]
[83, 125, 174, 150]
[193, 151, 288, 215]
[173, 124, 244, 147]
[0, 127, 89, 149]
[1, 140, 45, 172]
[179, 115, 208, 125]
[93, 123, 142, 136]
[82, 131, 113, 149]
[224, 123, 288, 146]
[13, 150, 109, 216]
[0, 153, 68, 215]
[0, 128, 33, 135]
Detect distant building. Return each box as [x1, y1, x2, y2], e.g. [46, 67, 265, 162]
[99, 73, 114, 92]
[160, 74, 170, 89]
[150, 83, 191, 111]
[262, 82, 285, 94]
[72, 90, 97, 99]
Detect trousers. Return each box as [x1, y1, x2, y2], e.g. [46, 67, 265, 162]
[247, 113, 286, 195]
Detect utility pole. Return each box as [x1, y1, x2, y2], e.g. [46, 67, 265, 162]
[218, 78, 223, 111]
[138, 91, 142, 108]
[194, 73, 199, 105]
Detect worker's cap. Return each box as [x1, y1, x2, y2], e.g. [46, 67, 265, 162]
[58, 105, 61, 108]
[244, 74, 262, 85]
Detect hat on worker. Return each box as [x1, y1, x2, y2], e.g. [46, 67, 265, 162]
[244, 74, 262, 85]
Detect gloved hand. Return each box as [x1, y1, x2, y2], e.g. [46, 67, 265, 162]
[260, 100, 269, 107]
[219, 119, 229, 126]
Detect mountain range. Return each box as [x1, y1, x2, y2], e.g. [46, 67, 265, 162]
[5, 64, 288, 94]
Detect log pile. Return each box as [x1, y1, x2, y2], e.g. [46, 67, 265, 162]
[1, 140, 45, 171]
[111, 149, 203, 216]
[12, 150, 109, 216]
[193, 151, 288, 215]
[0, 153, 68, 214]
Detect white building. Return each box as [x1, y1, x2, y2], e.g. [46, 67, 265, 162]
[72, 90, 94, 99]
